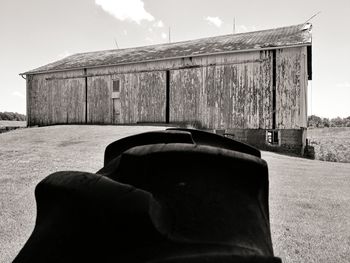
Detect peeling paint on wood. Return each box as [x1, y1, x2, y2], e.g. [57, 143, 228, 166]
[114, 71, 166, 124]
[28, 71, 85, 126]
[169, 51, 274, 129]
[276, 47, 307, 129]
[27, 47, 307, 131]
[87, 77, 111, 124]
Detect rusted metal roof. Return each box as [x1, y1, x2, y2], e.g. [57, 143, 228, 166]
[22, 23, 312, 75]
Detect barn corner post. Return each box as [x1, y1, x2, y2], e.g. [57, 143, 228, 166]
[272, 49, 277, 131]
[84, 68, 88, 124]
[25, 74, 31, 127]
[302, 44, 312, 155]
[166, 70, 170, 124]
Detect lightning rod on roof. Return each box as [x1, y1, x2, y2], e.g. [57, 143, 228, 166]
[114, 38, 119, 49]
[233, 17, 236, 34]
[304, 11, 321, 23]
[169, 27, 171, 43]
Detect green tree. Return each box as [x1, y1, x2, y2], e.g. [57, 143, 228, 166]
[331, 117, 345, 127]
[322, 118, 330, 127]
[308, 115, 323, 128]
[0, 112, 26, 121]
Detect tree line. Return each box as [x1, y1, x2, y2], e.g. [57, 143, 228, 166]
[308, 115, 350, 128]
[0, 112, 26, 121]
[1, 111, 349, 127]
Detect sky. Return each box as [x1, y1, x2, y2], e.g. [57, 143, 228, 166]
[0, 0, 349, 118]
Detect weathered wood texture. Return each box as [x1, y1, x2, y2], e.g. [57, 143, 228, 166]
[276, 47, 308, 128]
[170, 51, 273, 129]
[28, 70, 85, 126]
[113, 71, 166, 124]
[27, 47, 307, 129]
[87, 77, 111, 124]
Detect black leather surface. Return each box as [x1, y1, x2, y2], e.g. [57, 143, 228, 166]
[13, 131, 281, 263]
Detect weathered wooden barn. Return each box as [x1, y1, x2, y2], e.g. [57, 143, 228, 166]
[21, 23, 312, 154]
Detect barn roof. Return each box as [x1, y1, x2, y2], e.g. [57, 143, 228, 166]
[22, 23, 312, 75]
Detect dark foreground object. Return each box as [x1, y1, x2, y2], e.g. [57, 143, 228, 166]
[14, 128, 281, 263]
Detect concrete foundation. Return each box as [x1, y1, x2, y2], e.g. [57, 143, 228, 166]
[219, 128, 307, 155]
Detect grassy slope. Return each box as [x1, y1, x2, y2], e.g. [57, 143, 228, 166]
[0, 126, 349, 262]
[265, 151, 350, 262]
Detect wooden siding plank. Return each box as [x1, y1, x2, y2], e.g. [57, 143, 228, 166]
[276, 47, 306, 129]
[259, 51, 273, 129]
[300, 47, 308, 127]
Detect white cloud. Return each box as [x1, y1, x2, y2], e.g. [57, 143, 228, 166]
[123, 29, 128, 35]
[95, 0, 154, 24]
[336, 82, 350, 88]
[12, 91, 25, 98]
[161, 33, 167, 39]
[205, 16, 223, 27]
[154, 20, 164, 28]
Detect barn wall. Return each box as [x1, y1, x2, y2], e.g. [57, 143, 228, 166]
[86, 71, 166, 124]
[169, 51, 273, 129]
[276, 46, 308, 129]
[27, 70, 85, 126]
[88, 50, 274, 129]
[27, 68, 166, 126]
[27, 46, 307, 131]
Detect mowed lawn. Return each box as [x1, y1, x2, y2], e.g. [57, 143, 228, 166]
[0, 126, 349, 263]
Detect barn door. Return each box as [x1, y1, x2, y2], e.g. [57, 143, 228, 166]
[137, 71, 167, 123]
[169, 67, 202, 123]
[87, 76, 112, 124]
[113, 99, 121, 123]
[114, 71, 167, 124]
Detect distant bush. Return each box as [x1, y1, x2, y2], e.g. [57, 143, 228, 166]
[308, 115, 350, 128]
[0, 112, 26, 121]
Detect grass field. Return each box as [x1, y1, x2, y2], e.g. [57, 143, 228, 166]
[0, 125, 349, 262]
[307, 127, 350, 163]
[0, 120, 26, 128]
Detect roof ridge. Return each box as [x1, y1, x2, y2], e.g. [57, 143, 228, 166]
[73, 23, 309, 57]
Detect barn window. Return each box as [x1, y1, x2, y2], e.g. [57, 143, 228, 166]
[266, 130, 279, 145]
[113, 79, 120, 92]
[112, 79, 121, 99]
